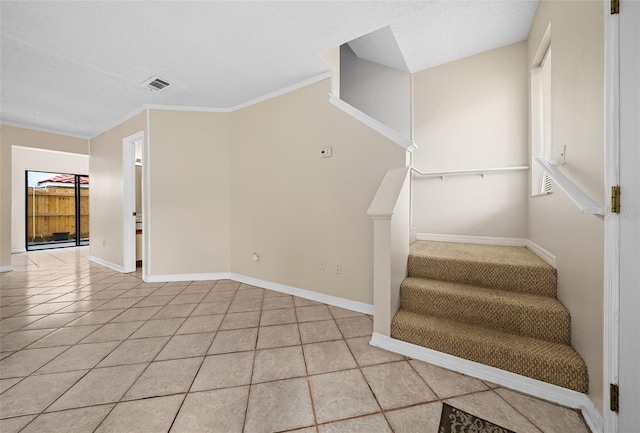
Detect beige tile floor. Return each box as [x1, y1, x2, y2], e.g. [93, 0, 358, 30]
[0, 247, 592, 433]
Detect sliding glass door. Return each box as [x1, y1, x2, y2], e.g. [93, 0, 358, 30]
[26, 171, 90, 250]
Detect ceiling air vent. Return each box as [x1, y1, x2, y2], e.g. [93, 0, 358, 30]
[140, 77, 171, 92]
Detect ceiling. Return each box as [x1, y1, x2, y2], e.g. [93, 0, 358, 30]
[0, 1, 538, 139]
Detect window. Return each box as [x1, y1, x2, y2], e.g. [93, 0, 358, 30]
[531, 25, 553, 196]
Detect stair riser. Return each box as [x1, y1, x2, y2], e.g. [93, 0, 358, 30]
[391, 315, 588, 393]
[400, 285, 571, 345]
[408, 257, 557, 297]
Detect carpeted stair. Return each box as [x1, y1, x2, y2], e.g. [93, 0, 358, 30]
[391, 241, 589, 392]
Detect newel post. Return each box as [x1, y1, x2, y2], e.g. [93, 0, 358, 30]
[367, 167, 411, 337]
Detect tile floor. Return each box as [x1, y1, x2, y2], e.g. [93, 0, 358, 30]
[0, 247, 592, 433]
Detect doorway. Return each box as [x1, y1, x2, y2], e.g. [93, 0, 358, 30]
[25, 170, 89, 250]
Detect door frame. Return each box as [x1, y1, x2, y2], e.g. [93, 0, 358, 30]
[122, 131, 144, 273]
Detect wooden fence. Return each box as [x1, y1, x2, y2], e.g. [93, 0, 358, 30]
[26, 186, 89, 242]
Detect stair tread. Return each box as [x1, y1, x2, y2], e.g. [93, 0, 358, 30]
[410, 241, 552, 269]
[408, 241, 557, 297]
[401, 277, 568, 313]
[400, 277, 570, 344]
[391, 309, 588, 392]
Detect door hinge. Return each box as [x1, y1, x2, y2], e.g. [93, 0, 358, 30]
[611, 0, 620, 14]
[611, 185, 621, 213]
[610, 383, 619, 412]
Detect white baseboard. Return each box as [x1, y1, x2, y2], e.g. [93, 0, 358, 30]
[145, 272, 231, 283]
[230, 273, 374, 315]
[370, 333, 603, 433]
[416, 233, 557, 268]
[11, 248, 26, 254]
[417, 233, 528, 246]
[525, 240, 557, 267]
[88, 255, 125, 273]
[0, 266, 13, 273]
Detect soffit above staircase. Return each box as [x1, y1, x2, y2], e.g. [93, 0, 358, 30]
[349, 0, 538, 73]
[1, 1, 537, 139]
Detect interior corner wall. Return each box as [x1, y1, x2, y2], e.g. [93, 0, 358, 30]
[340, 44, 412, 140]
[411, 42, 529, 239]
[230, 79, 406, 305]
[89, 112, 146, 269]
[527, 0, 604, 411]
[0, 125, 89, 269]
[147, 110, 231, 277]
[11, 147, 89, 252]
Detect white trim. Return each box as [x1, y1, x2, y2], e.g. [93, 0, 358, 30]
[370, 333, 604, 433]
[415, 233, 557, 267]
[143, 110, 151, 282]
[603, 1, 621, 432]
[230, 273, 374, 315]
[0, 121, 91, 140]
[88, 255, 125, 273]
[416, 233, 528, 246]
[12, 72, 332, 140]
[231, 72, 332, 111]
[91, 106, 147, 139]
[535, 158, 603, 215]
[11, 249, 26, 254]
[145, 105, 231, 113]
[11, 145, 89, 157]
[328, 95, 418, 152]
[525, 240, 557, 268]
[0, 266, 13, 273]
[145, 272, 232, 283]
[122, 131, 144, 274]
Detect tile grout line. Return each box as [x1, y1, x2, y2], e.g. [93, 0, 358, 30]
[241, 282, 265, 433]
[165, 279, 235, 433]
[293, 297, 320, 432]
[334, 311, 395, 431]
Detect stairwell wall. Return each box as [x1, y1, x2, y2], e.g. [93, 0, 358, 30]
[340, 44, 412, 140]
[527, 0, 605, 411]
[230, 79, 406, 305]
[411, 42, 529, 239]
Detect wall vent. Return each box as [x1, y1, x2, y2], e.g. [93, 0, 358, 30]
[140, 77, 171, 92]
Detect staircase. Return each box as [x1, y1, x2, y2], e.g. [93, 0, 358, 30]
[391, 241, 589, 393]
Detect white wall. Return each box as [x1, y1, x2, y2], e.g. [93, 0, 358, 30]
[11, 147, 89, 252]
[528, 0, 604, 411]
[231, 79, 406, 304]
[412, 42, 529, 239]
[340, 44, 412, 140]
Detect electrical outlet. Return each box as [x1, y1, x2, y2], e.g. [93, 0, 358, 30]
[335, 264, 342, 274]
[320, 260, 326, 271]
[320, 147, 332, 158]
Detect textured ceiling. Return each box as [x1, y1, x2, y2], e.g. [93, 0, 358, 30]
[350, 1, 538, 73]
[0, 1, 537, 139]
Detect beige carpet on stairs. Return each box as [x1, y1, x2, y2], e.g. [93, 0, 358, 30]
[391, 241, 589, 393]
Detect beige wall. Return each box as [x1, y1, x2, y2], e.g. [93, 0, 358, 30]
[0, 125, 88, 269]
[528, 0, 604, 410]
[147, 110, 231, 276]
[412, 42, 529, 239]
[231, 79, 406, 304]
[11, 147, 89, 252]
[89, 112, 146, 268]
